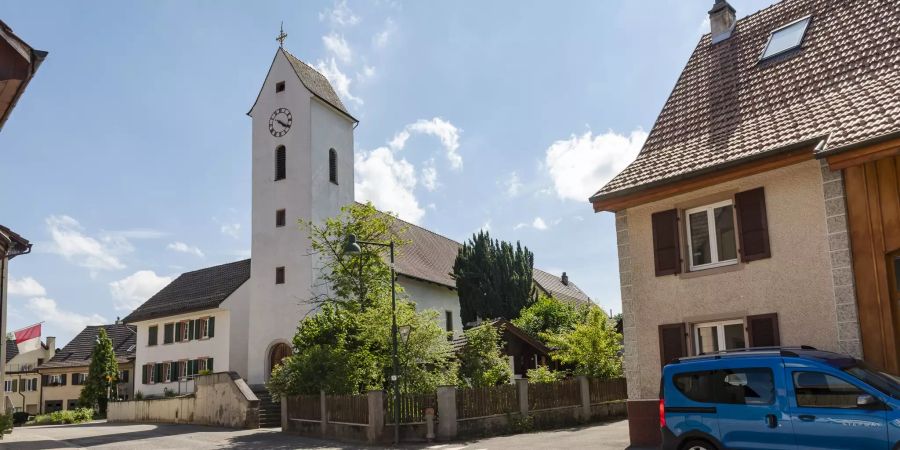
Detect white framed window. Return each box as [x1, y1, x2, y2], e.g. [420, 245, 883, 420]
[4, 380, 11, 392]
[686, 200, 738, 271]
[179, 360, 188, 380]
[25, 378, 38, 391]
[162, 362, 171, 383]
[48, 374, 62, 386]
[198, 358, 208, 372]
[693, 319, 746, 354]
[198, 317, 209, 339]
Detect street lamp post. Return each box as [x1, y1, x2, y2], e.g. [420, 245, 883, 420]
[343, 234, 401, 445]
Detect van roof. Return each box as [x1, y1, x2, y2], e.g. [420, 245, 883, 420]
[670, 346, 858, 369]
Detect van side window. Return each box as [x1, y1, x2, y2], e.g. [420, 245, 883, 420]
[674, 371, 718, 403]
[674, 368, 774, 405]
[793, 371, 864, 408]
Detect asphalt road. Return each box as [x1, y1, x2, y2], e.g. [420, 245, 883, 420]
[1, 419, 645, 450]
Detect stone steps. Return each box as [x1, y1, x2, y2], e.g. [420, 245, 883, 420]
[252, 389, 282, 428]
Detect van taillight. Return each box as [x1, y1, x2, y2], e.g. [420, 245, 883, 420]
[659, 398, 666, 428]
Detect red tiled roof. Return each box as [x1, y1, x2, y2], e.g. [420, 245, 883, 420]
[591, 0, 900, 202]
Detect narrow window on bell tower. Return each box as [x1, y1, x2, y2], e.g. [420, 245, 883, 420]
[275, 81, 285, 93]
[275, 146, 286, 181]
[329, 148, 338, 185]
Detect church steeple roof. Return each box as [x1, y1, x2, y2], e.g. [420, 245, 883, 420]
[281, 48, 357, 123]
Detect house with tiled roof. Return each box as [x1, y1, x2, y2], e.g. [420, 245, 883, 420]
[123, 47, 593, 402]
[589, 0, 900, 445]
[37, 324, 135, 413]
[4, 336, 55, 414]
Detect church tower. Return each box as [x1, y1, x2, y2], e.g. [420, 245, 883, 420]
[245, 46, 356, 385]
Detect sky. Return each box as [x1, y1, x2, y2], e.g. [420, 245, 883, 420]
[1, 0, 776, 345]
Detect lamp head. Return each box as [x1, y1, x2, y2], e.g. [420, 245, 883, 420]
[344, 234, 362, 254]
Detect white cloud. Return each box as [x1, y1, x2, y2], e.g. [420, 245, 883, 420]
[545, 129, 647, 202]
[355, 147, 424, 224]
[167, 241, 204, 257]
[8, 276, 46, 297]
[357, 65, 376, 84]
[44, 215, 126, 271]
[514, 217, 549, 231]
[220, 223, 241, 238]
[421, 160, 438, 191]
[316, 58, 363, 105]
[319, 0, 360, 27]
[373, 18, 396, 48]
[27, 297, 106, 335]
[105, 229, 167, 239]
[323, 32, 352, 63]
[390, 118, 462, 169]
[109, 270, 173, 311]
[503, 172, 522, 197]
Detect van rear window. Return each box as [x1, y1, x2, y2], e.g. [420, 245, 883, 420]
[673, 368, 774, 405]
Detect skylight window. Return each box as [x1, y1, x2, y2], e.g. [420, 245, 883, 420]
[761, 16, 811, 60]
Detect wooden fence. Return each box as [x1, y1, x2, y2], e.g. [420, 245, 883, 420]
[589, 378, 627, 404]
[327, 394, 369, 424]
[385, 392, 437, 424]
[456, 384, 518, 419]
[286, 394, 321, 421]
[528, 378, 581, 411]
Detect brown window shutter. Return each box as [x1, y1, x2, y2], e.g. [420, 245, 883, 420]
[652, 209, 682, 276]
[746, 313, 780, 348]
[735, 187, 771, 262]
[658, 323, 687, 366]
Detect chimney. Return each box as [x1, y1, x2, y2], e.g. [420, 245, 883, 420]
[561, 272, 569, 286]
[46, 336, 56, 354]
[709, 0, 737, 44]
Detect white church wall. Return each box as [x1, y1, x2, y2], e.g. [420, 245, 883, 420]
[220, 281, 250, 380]
[132, 308, 231, 398]
[399, 276, 463, 336]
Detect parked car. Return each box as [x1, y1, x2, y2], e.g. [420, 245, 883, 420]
[660, 347, 900, 450]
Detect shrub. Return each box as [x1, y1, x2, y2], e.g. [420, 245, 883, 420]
[163, 388, 177, 398]
[526, 365, 564, 384]
[31, 408, 94, 425]
[12, 411, 31, 426]
[0, 414, 11, 438]
[135, 391, 144, 400]
[198, 369, 211, 376]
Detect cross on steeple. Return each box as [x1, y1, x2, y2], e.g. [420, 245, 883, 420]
[276, 22, 288, 48]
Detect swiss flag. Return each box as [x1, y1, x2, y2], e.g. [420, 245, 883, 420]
[14, 323, 41, 353]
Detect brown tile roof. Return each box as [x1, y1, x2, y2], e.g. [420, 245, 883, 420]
[122, 259, 250, 324]
[591, 0, 900, 202]
[282, 49, 357, 123]
[532, 268, 592, 306]
[39, 324, 135, 369]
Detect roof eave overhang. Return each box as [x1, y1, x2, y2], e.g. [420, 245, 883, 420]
[822, 131, 900, 170]
[590, 137, 825, 212]
[0, 21, 47, 131]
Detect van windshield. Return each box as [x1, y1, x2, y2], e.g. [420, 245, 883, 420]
[843, 361, 900, 400]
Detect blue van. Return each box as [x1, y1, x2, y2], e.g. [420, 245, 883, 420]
[660, 347, 900, 450]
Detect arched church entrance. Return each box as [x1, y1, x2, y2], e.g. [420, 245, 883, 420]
[269, 342, 291, 376]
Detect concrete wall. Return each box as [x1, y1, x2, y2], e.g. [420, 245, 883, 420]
[109, 372, 260, 429]
[247, 50, 355, 386]
[399, 277, 462, 335]
[620, 160, 843, 400]
[221, 282, 250, 379]
[132, 308, 231, 397]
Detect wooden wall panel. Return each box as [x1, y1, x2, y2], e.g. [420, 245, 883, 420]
[846, 155, 900, 373]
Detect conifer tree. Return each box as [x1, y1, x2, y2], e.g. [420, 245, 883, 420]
[453, 231, 535, 326]
[79, 327, 119, 414]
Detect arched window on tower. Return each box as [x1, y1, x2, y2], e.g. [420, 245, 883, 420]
[329, 148, 338, 185]
[275, 146, 286, 181]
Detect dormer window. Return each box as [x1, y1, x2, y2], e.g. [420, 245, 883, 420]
[760, 16, 811, 60]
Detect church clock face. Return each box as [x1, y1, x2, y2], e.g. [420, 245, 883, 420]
[268, 108, 292, 137]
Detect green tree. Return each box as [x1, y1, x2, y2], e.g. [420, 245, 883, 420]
[453, 231, 535, 326]
[304, 202, 406, 311]
[526, 365, 564, 384]
[512, 295, 587, 341]
[457, 323, 512, 387]
[545, 308, 623, 379]
[78, 328, 118, 414]
[268, 202, 457, 397]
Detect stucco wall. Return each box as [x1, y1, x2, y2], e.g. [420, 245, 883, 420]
[40, 362, 134, 411]
[108, 372, 260, 429]
[399, 277, 462, 335]
[221, 282, 250, 379]
[132, 308, 230, 397]
[622, 160, 840, 400]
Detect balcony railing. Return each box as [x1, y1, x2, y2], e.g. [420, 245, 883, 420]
[6, 363, 37, 373]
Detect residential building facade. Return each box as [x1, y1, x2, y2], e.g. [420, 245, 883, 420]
[124, 47, 594, 397]
[589, 0, 900, 445]
[37, 324, 135, 413]
[4, 337, 55, 414]
[1, 224, 33, 412]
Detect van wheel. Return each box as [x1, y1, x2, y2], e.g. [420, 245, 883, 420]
[682, 439, 716, 450]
